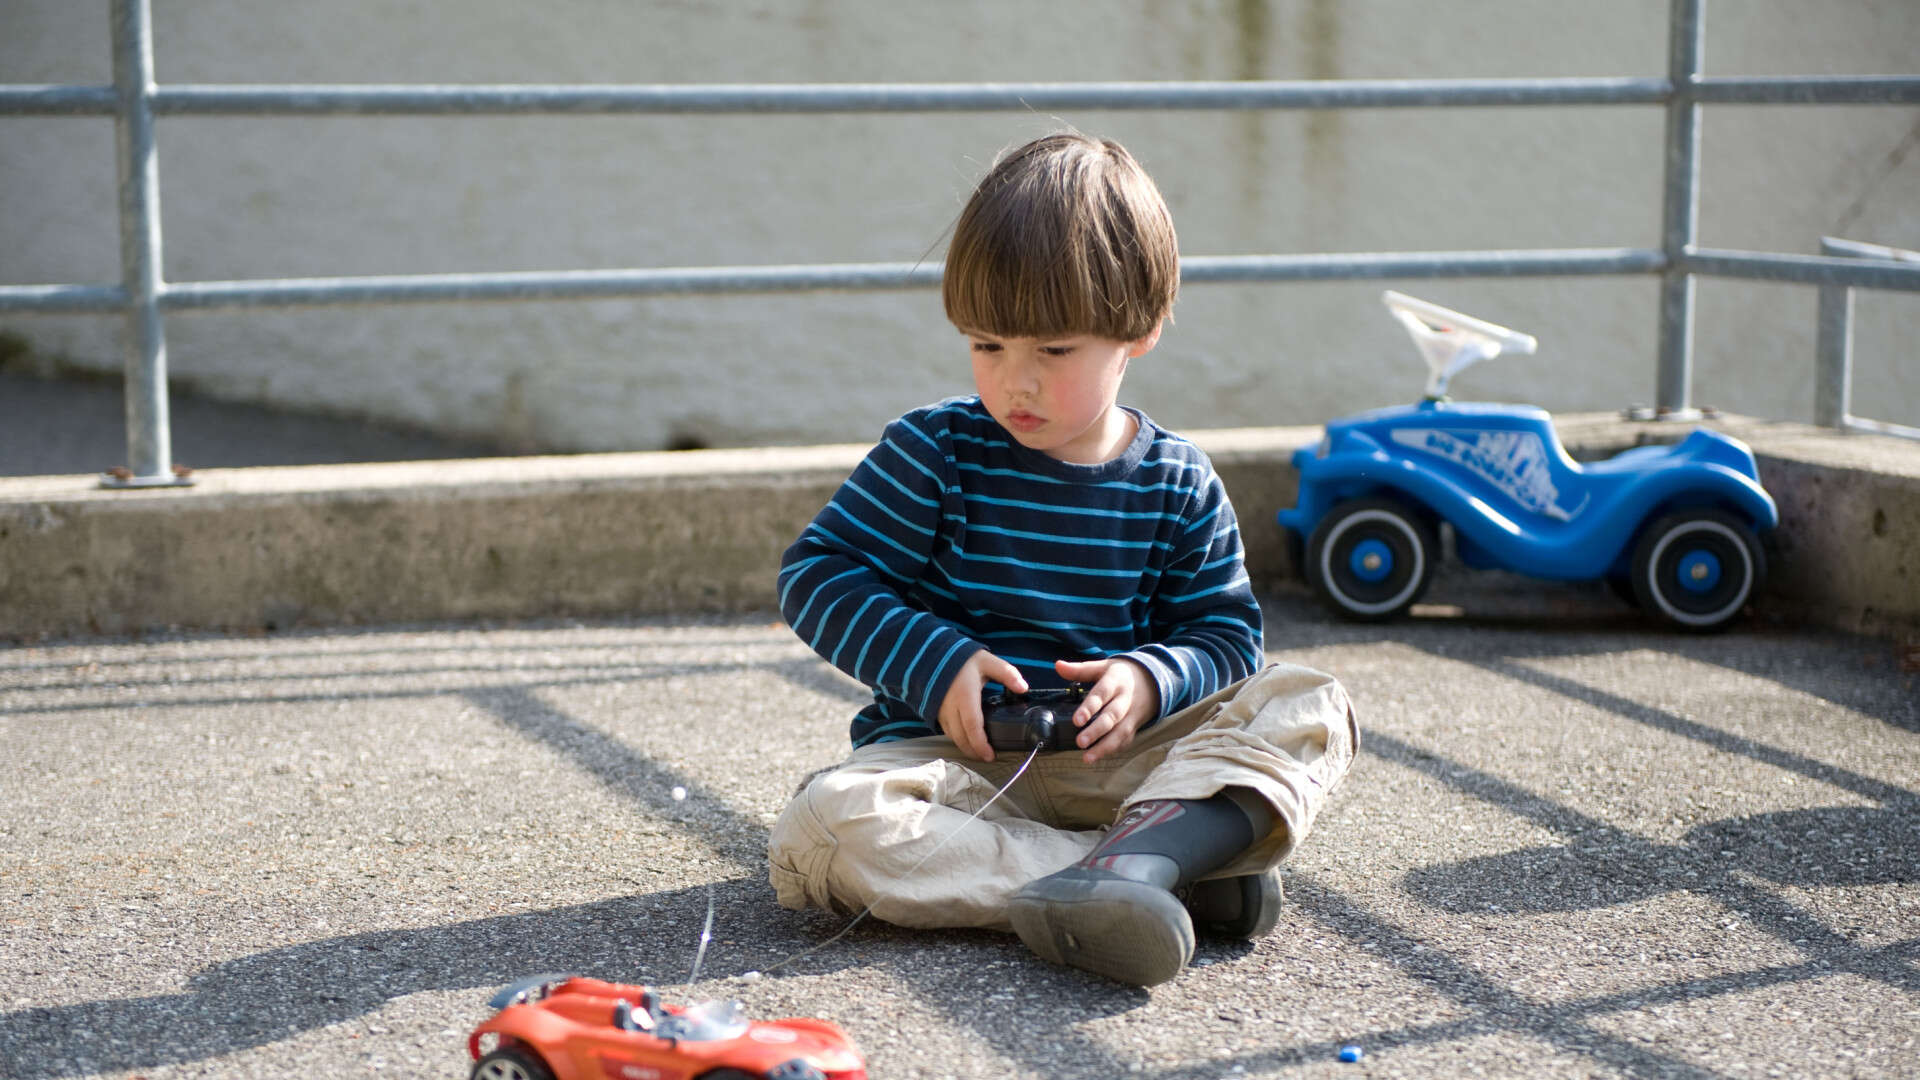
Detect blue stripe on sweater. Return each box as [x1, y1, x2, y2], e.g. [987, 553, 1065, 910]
[778, 397, 1261, 747]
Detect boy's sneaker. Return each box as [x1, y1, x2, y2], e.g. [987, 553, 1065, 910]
[1180, 869, 1284, 940]
[1007, 866, 1195, 987]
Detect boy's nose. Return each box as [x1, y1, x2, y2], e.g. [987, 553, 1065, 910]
[1005, 358, 1041, 396]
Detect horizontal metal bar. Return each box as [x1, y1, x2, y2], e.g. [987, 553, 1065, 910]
[1182, 248, 1665, 283]
[0, 78, 1674, 118]
[1689, 75, 1920, 105]
[151, 78, 1677, 114]
[0, 249, 1668, 316]
[1681, 247, 1920, 290]
[0, 283, 129, 314]
[158, 263, 945, 309]
[11, 76, 1920, 119]
[0, 85, 118, 115]
[162, 250, 1672, 308]
[1821, 236, 1920, 263]
[19, 245, 1918, 316]
[1843, 416, 1920, 442]
[13, 75, 1920, 120]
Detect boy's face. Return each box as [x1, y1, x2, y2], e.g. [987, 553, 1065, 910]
[965, 324, 1162, 465]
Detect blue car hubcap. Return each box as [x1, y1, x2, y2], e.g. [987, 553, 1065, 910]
[1675, 549, 1722, 593]
[1350, 539, 1394, 583]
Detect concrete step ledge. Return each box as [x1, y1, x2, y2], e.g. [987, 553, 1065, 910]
[3, 413, 1916, 639]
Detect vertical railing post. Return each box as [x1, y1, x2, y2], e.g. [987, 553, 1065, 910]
[1813, 237, 1854, 430]
[107, 0, 188, 487]
[1654, 0, 1704, 418]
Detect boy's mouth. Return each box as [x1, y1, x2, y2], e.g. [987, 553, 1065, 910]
[1005, 409, 1045, 433]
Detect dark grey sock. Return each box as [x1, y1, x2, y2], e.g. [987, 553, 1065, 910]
[1076, 789, 1274, 890]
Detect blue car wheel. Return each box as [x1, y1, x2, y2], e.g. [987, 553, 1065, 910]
[1630, 508, 1765, 632]
[1305, 496, 1438, 621]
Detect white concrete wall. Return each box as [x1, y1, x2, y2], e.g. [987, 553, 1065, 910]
[2, 0, 1915, 454]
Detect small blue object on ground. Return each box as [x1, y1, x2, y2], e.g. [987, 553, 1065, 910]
[1339, 1044, 1364, 1063]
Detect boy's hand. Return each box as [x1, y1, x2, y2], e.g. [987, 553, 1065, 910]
[938, 650, 1029, 762]
[1053, 657, 1160, 764]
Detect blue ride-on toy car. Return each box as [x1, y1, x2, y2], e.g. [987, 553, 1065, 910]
[1278, 291, 1778, 631]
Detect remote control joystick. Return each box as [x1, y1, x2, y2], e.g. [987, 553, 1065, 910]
[982, 686, 1087, 752]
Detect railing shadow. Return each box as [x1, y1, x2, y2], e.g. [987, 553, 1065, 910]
[1262, 589, 1920, 734]
[6, 612, 1917, 1079]
[1, 673, 1141, 1079]
[0, 880, 801, 1079]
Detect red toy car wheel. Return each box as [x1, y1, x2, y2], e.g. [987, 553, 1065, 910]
[472, 1046, 555, 1080]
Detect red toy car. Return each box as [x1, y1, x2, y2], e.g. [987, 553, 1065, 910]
[467, 974, 867, 1080]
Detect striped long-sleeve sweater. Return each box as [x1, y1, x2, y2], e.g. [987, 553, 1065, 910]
[778, 396, 1264, 748]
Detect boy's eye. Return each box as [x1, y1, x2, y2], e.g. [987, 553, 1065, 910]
[1040, 346, 1076, 357]
[971, 341, 1002, 353]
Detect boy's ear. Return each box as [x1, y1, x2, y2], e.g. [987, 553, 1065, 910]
[1127, 321, 1165, 358]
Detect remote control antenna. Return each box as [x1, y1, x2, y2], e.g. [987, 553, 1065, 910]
[686, 884, 716, 988]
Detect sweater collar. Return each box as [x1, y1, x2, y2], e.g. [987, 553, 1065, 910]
[987, 399, 1155, 482]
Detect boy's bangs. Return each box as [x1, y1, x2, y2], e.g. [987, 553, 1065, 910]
[945, 223, 1162, 342]
[946, 249, 1112, 341]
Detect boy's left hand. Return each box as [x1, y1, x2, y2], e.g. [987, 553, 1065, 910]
[1052, 657, 1160, 764]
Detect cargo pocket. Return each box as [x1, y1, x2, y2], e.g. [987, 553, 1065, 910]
[766, 783, 845, 914]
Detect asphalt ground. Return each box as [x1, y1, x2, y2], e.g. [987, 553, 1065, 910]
[2, 580, 1918, 1080]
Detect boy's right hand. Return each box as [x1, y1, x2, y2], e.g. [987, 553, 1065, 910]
[937, 650, 1029, 762]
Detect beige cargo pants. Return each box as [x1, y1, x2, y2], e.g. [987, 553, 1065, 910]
[767, 662, 1358, 932]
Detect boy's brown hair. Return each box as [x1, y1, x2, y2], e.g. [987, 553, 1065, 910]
[943, 133, 1178, 343]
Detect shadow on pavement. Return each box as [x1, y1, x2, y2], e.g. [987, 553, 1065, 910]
[6, 610, 1917, 1080]
[1265, 587, 1920, 734]
[0, 669, 1149, 1079]
[0, 881, 794, 1079]
[463, 681, 1155, 1078]
[1405, 805, 1920, 915]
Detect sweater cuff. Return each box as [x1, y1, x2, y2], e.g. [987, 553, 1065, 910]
[917, 631, 986, 723]
[1118, 648, 1177, 726]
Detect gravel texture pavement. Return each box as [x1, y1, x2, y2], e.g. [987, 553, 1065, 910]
[2, 582, 1917, 1079]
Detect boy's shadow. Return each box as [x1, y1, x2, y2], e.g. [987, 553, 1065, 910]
[0, 879, 857, 1079]
[1, 878, 1153, 1080]
[5, 672, 1173, 1079]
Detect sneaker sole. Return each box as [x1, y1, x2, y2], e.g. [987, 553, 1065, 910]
[1008, 871, 1195, 986]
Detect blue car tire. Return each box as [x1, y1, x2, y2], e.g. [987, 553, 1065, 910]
[1306, 496, 1438, 621]
[1629, 508, 1765, 632]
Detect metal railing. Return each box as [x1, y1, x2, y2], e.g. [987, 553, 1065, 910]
[1816, 237, 1920, 441]
[2, 0, 1918, 485]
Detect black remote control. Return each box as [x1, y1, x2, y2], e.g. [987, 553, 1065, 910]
[982, 686, 1087, 752]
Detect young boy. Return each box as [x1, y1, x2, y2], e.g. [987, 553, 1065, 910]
[769, 132, 1356, 987]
